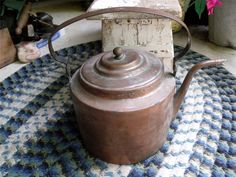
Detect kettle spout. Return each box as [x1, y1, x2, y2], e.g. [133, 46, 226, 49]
[173, 59, 226, 116]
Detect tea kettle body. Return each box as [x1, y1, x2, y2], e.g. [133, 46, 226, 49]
[70, 48, 176, 164]
[48, 7, 225, 164]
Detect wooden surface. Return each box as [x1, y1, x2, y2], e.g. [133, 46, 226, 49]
[0, 28, 16, 68]
[87, 0, 182, 19]
[87, 0, 180, 72]
[102, 18, 174, 72]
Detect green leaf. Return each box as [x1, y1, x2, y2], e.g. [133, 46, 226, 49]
[195, 0, 206, 19]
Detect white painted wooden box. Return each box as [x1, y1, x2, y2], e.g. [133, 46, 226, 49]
[87, 0, 182, 73]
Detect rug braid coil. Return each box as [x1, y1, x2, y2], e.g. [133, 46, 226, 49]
[0, 41, 235, 177]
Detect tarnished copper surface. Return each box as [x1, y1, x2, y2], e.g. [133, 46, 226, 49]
[48, 7, 226, 164]
[71, 72, 175, 164]
[79, 48, 164, 99]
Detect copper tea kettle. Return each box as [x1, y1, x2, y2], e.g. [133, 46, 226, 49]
[48, 7, 225, 164]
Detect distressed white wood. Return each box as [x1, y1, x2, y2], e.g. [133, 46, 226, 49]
[102, 18, 174, 72]
[88, 0, 182, 19]
[88, 0, 181, 73]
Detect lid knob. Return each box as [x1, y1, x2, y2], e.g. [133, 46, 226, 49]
[113, 47, 124, 60]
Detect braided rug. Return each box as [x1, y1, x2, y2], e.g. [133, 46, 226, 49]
[0, 41, 235, 177]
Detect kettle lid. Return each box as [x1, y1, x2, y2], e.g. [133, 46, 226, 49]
[78, 47, 164, 98]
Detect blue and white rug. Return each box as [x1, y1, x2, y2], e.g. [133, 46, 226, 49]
[0, 41, 235, 177]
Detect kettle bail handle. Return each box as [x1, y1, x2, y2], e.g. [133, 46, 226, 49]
[48, 7, 192, 79]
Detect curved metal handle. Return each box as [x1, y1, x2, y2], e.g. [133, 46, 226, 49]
[48, 7, 192, 77]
